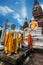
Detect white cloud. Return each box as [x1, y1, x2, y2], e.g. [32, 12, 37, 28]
[15, 2, 19, 5]
[0, 6, 14, 16]
[40, 4, 43, 10]
[13, 14, 20, 19]
[21, 7, 27, 18]
[13, 13, 23, 25]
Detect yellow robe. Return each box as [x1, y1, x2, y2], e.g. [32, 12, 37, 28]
[16, 32, 24, 44]
[4, 31, 14, 55]
[3, 31, 24, 56]
[28, 33, 32, 47]
[4, 30, 18, 56]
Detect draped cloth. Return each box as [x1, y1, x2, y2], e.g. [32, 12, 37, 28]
[4, 31, 14, 53]
[29, 21, 37, 31]
[28, 33, 32, 47]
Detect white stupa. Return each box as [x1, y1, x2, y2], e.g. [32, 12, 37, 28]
[30, 17, 43, 48]
[31, 16, 35, 21]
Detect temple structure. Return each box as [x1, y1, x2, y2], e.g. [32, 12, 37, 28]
[23, 0, 43, 47]
[20, 18, 29, 31]
[23, 18, 29, 29]
[32, 0, 43, 34]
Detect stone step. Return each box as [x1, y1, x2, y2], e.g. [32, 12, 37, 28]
[32, 35, 43, 40]
[31, 30, 42, 32]
[30, 31, 42, 34]
[33, 32, 42, 34]
[32, 41, 43, 46]
[36, 27, 42, 30]
[32, 38, 43, 41]
[31, 33, 42, 36]
[24, 35, 43, 41]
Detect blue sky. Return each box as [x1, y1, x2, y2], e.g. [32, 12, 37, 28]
[0, 0, 43, 30]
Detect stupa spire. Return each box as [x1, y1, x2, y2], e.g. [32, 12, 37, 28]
[34, 0, 39, 5]
[23, 17, 29, 29]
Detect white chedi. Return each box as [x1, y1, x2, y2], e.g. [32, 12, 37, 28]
[31, 16, 35, 21]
